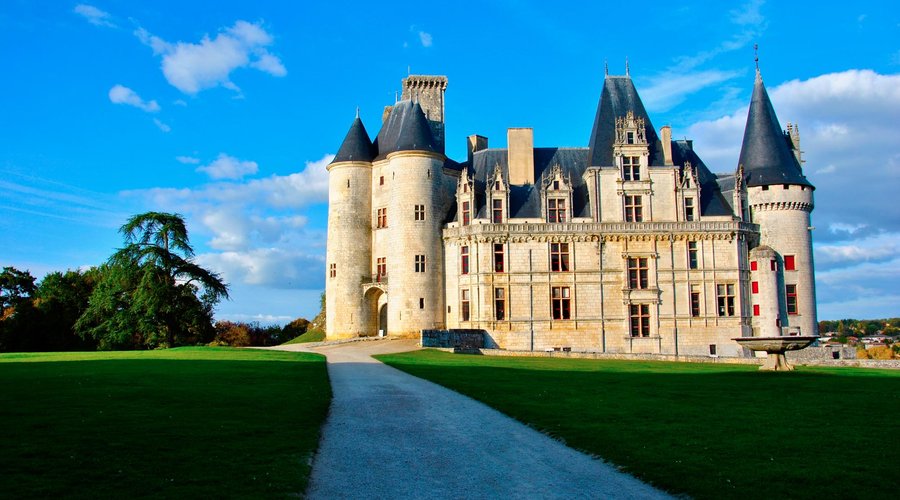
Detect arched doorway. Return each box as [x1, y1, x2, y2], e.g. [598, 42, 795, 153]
[378, 303, 388, 337]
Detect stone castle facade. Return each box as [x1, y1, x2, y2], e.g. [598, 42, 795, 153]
[325, 67, 817, 357]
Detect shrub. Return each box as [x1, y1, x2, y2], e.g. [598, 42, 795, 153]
[856, 347, 870, 359]
[213, 321, 251, 347]
[867, 345, 895, 360]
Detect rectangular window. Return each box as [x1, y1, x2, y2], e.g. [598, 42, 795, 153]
[494, 288, 506, 321]
[770, 259, 777, 271]
[415, 254, 426, 273]
[624, 195, 643, 222]
[716, 283, 736, 317]
[376, 257, 386, 279]
[419, 298, 425, 309]
[690, 284, 700, 317]
[376, 207, 387, 228]
[709, 344, 717, 356]
[548, 198, 567, 223]
[461, 289, 470, 321]
[460, 246, 469, 275]
[550, 242, 570, 272]
[329, 263, 336, 278]
[750, 261, 758, 271]
[414, 204, 425, 221]
[551, 286, 571, 320]
[753, 304, 760, 316]
[688, 241, 698, 270]
[462, 201, 470, 226]
[623, 156, 641, 181]
[379, 175, 384, 186]
[786, 284, 798, 315]
[493, 243, 505, 273]
[492, 199, 503, 224]
[784, 255, 796, 271]
[630, 304, 650, 337]
[684, 197, 695, 221]
[751, 281, 759, 294]
[626, 131, 635, 145]
[627, 257, 649, 289]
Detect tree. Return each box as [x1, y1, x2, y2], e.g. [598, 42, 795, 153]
[33, 269, 100, 351]
[0, 267, 36, 312]
[76, 212, 229, 349]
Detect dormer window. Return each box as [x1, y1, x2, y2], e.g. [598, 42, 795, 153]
[626, 131, 635, 144]
[623, 156, 641, 181]
[492, 199, 504, 224]
[548, 198, 566, 223]
[462, 201, 471, 226]
[553, 180, 560, 190]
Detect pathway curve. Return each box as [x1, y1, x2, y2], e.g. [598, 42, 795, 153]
[273, 339, 669, 499]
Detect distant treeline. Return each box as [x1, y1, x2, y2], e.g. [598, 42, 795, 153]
[818, 318, 900, 337]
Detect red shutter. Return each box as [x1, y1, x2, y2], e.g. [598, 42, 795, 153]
[750, 261, 758, 271]
[751, 282, 759, 294]
[784, 255, 796, 271]
[753, 304, 760, 316]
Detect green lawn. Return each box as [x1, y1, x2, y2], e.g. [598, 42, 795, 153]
[0, 347, 330, 498]
[377, 350, 900, 499]
[282, 329, 325, 345]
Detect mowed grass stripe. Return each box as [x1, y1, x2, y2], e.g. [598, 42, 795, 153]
[377, 350, 900, 499]
[0, 347, 330, 499]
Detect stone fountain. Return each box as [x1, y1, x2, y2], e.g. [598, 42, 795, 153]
[733, 335, 819, 371]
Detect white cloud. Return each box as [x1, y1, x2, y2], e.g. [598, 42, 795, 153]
[153, 118, 171, 133]
[176, 155, 200, 165]
[730, 0, 766, 26]
[418, 31, 433, 48]
[135, 20, 286, 95]
[173, 99, 188, 107]
[74, 4, 116, 28]
[197, 153, 259, 180]
[815, 232, 900, 268]
[197, 248, 324, 289]
[108, 84, 160, 112]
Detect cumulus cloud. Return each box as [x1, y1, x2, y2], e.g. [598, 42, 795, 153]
[123, 154, 333, 290]
[108, 84, 160, 112]
[74, 4, 116, 28]
[197, 153, 259, 180]
[134, 20, 286, 94]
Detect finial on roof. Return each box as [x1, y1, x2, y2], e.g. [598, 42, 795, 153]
[625, 57, 630, 77]
[356, 106, 360, 119]
[754, 43, 760, 72]
[604, 59, 608, 76]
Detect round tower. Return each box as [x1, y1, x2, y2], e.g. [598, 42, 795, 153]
[375, 100, 447, 337]
[739, 69, 817, 337]
[325, 117, 375, 339]
[749, 245, 782, 337]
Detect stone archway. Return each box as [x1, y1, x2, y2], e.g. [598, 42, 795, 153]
[378, 303, 388, 337]
[362, 285, 386, 337]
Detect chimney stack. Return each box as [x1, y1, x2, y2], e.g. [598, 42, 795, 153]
[467, 135, 488, 164]
[660, 125, 673, 165]
[507, 128, 534, 185]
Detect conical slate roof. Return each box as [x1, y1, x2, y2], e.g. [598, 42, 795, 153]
[738, 72, 813, 188]
[587, 76, 665, 167]
[374, 100, 438, 159]
[332, 117, 375, 163]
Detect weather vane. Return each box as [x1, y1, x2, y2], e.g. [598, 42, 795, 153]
[754, 43, 759, 70]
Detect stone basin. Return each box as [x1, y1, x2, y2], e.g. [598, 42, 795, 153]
[732, 336, 820, 371]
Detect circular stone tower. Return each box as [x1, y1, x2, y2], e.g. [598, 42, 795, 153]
[739, 69, 817, 337]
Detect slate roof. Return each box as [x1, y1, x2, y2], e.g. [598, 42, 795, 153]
[738, 72, 813, 188]
[587, 76, 666, 167]
[332, 117, 376, 163]
[374, 100, 438, 160]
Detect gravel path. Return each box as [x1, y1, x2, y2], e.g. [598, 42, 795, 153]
[273, 339, 669, 499]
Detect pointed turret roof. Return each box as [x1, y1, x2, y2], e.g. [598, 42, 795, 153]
[374, 100, 438, 159]
[587, 75, 665, 167]
[332, 116, 375, 163]
[737, 72, 812, 188]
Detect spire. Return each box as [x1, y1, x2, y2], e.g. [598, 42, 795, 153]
[332, 115, 376, 163]
[604, 59, 608, 76]
[737, 70, 813, 188]
[625, 57, 630, 77]
[754, 43, 761, 82]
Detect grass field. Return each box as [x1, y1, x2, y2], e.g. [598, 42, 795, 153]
[0, 347, 330, 498]
[282, 329, 326, 345]
[377, 350, 900, 499]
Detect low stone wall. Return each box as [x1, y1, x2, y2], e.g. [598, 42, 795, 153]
[421, 329, 485, 351]
[786, 345, 856, 361]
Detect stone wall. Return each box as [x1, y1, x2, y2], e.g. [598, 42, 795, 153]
[421, 329, 485, 350]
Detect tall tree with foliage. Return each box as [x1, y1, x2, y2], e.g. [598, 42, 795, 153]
[76, 212, 229, 349]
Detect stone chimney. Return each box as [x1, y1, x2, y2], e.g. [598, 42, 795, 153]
[660, 125, 673, 165]
[508, 128, 534, 185]
[467, 135, 488, 164]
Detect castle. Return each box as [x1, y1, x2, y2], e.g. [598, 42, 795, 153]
[324, 65, 816, 357]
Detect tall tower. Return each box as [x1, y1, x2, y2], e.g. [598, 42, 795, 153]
[373, 99, 447, 337]
[401, 75, 448, 153]
[325, 116, 376, 339]
[739, 69, 817, 336]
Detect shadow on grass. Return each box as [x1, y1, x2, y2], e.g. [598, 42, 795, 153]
[378, 350, 900, 500]
[0, 350, 330, 499]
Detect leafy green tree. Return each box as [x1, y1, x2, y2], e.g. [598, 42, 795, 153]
[76, 212, 229, 349]
[0, 267, 36, 311]
[33, 269, 100, 351]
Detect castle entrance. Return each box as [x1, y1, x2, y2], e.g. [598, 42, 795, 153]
[362, 285, 387, 337]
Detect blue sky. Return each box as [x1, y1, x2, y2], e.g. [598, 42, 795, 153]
[1, 0, 899, 323]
